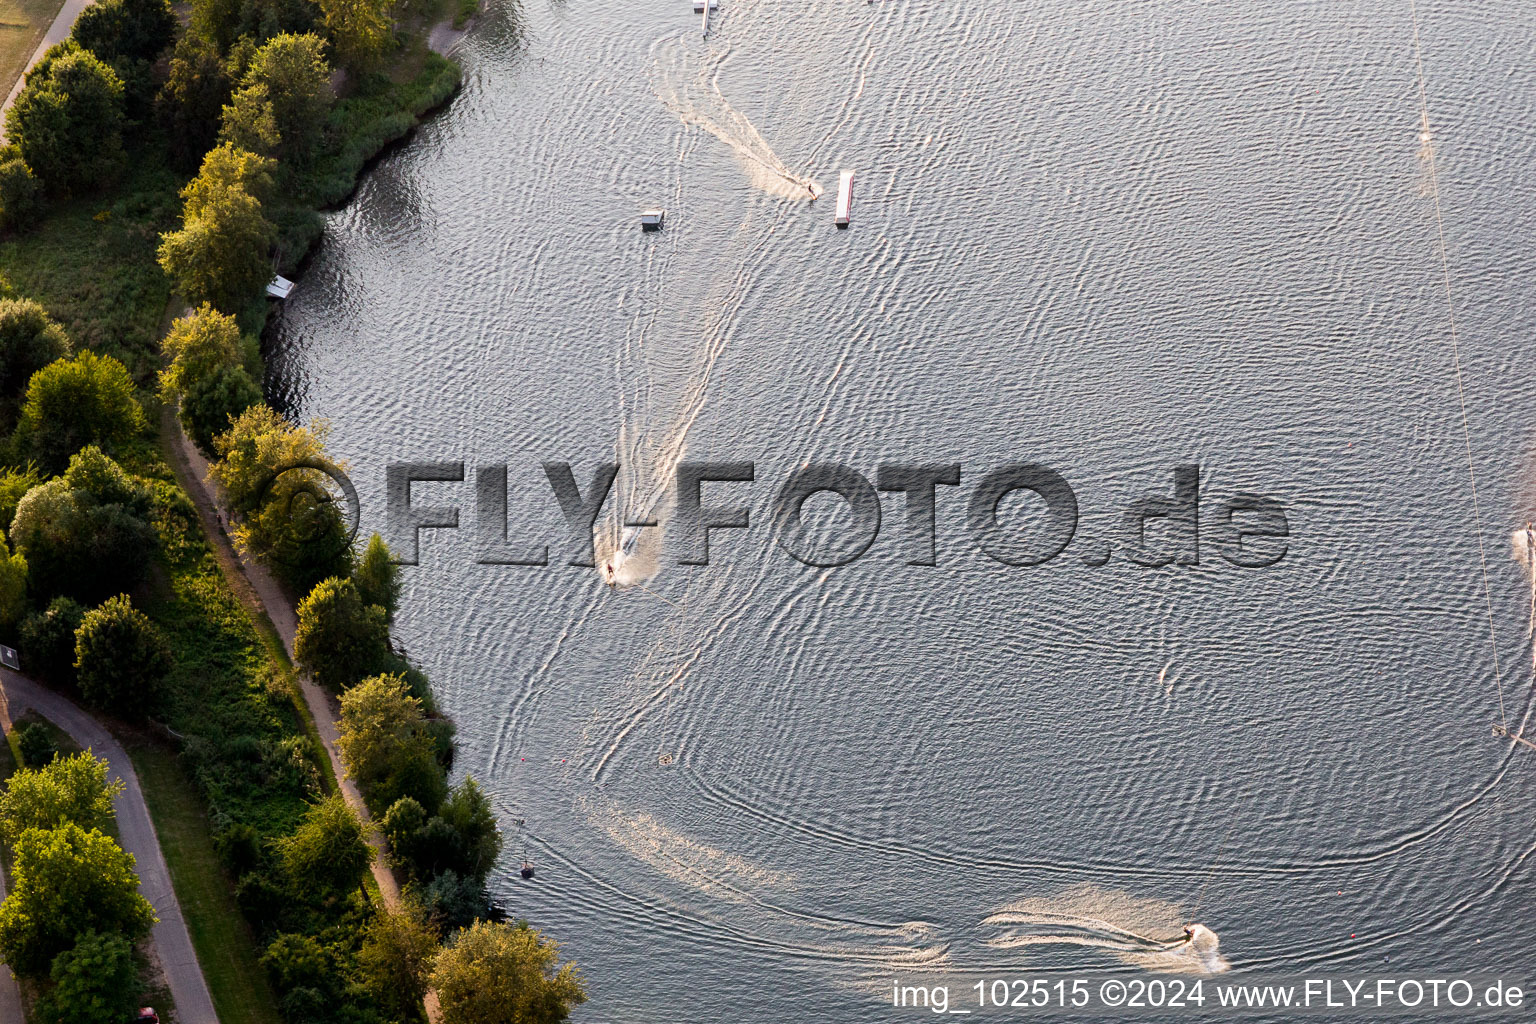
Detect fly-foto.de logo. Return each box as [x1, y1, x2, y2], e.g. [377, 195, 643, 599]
[377, 462, 1289, 571]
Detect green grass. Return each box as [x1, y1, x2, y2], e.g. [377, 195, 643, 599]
[127, 742, 281, 1024]
[0, 0, 68, 102]
[0, 157, 181, 382]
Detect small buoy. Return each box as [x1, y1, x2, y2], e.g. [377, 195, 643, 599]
[520, 861, 535, 880]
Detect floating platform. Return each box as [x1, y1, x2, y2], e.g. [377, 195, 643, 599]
[834, 170, 855, 227]
[265, 275, 295, 300]
[640, 208, 665, 231]
[691, 0, 717, 10]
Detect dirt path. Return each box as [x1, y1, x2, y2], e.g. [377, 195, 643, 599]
[159, 407, 400, 906]
[0, 670, 219, 1023]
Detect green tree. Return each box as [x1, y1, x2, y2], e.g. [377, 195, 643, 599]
[160, 302, 243, 404]
[0, 823, 155, 975]
[156, 180, 276, 312]
[319, 0, 393, 73]
[219, 81, 281, 155]
[17, 351, 144, 470]
[357, 897, 439, 1019]
[0, 531, 25, 632]
[181, 142, 275, 216]
[0, 752, 121, 842]
[438, 777, 501, 882]
[226, 33, 329, 160]
[354, 533, 400, 620]
[19, 596, 85, 684]
[0, 156, 42, 232]
[33, 930, 137, 1024]
[0, 464, 40, 531]
[72, 0, 176, 64]
[181, 363, 263, 456]
[279, 794, 373, 898]
[0, 298, 69, 404]
[294, 576, 390, 691]
[431, 921, 586, 1024]
[7, 43, 124, 195]
[15, 722, 56, 767]
[156, 32, 233, 171]
[209, 405, 353, 587]
[338, 672, 444, 811]
[10, 448, 154, 601]
[74, 594, 172, 717]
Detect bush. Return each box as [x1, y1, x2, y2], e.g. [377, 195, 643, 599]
[293, 576, 390, 691]
[14, 722, 56, 767]
[0, 157, 42, 232]
[0, 531, 25, 633]
[16, 351, 144, 471]
[416, 869, 490, 933]
[353, 533, 399, 620]
[0, 465, 41, 531]
[33, 930, 137, 1024]
[279, 794, 372, 898]
[8, 42, 125, 195]
[19, 596, 86, 685]
[74, 593, 172, 717]
[0, 298, 69, 404]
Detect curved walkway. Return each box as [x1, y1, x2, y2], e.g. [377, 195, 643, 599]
[0, 669, 219, 1023]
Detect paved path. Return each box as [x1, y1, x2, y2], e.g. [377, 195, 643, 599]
[0, 670, 219, 1024]
[0, 0, 98, 128]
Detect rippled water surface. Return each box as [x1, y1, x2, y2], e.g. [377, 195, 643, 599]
[267, 1, 1536, 1018]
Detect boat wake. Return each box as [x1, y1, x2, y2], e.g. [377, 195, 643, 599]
[982, 885, 1230, 974]
[651, 35, 823, 201]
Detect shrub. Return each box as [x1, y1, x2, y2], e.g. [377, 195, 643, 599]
[19, 596, 85, 684]
[74, 594, 173, 717]
[17, 351, 144, 471]
[0, 157, 42, 232]
[14, 722, 56, 767]
[416, 869, 489, 933]
[0, 531, 25, 633]
[279, 794, 372, 898]
[353, 533, 399, 620]
[33, 930, 137, 1024]
[0, 465, 41, 531]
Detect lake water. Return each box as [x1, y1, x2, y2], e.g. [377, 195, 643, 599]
[266, 1, 1536, 1018]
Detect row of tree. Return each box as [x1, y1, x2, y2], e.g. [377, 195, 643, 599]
[0, 751, 157, 1023]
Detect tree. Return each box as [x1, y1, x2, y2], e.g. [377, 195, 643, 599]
[438, 777, 501, 881]
[0, 823, 155, 975]
[219, 82, 281, 155]
[7, 43, 124, 195]
[293, 576, 390, 691]
[160, 302, 244, 403]
[0, 298, 69, 404]
[357, 898, 438, 1018]
[319, 0, 393, 74]
[15, 722, 56, 767]
[181, 363, 263, 456]
[279, 794, 372, 898]
[0, 465, 40, 531]
[0, 531, 25, 632]
[72, 0, 176, 64]
[416, 869, 489, 932]
[210, 405, 353, 587]
[181, 143, 275, 216]
[11, 449, 154, 602]
[0, 752, 121, 843]
[225, 33, 329, 160]
[354, 533, 400, 620]
[19, 596, 85, 684]
[0, 156, 42, 232]
[33, 930, 137, 1024]
[17, 351, 144, 470]
[156, 179, 276, 312]
[74, 594, 172, 717]
[338, 674, 444, 812]
[157, 32, 233, 171]
[431, 921, 586, 1024]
